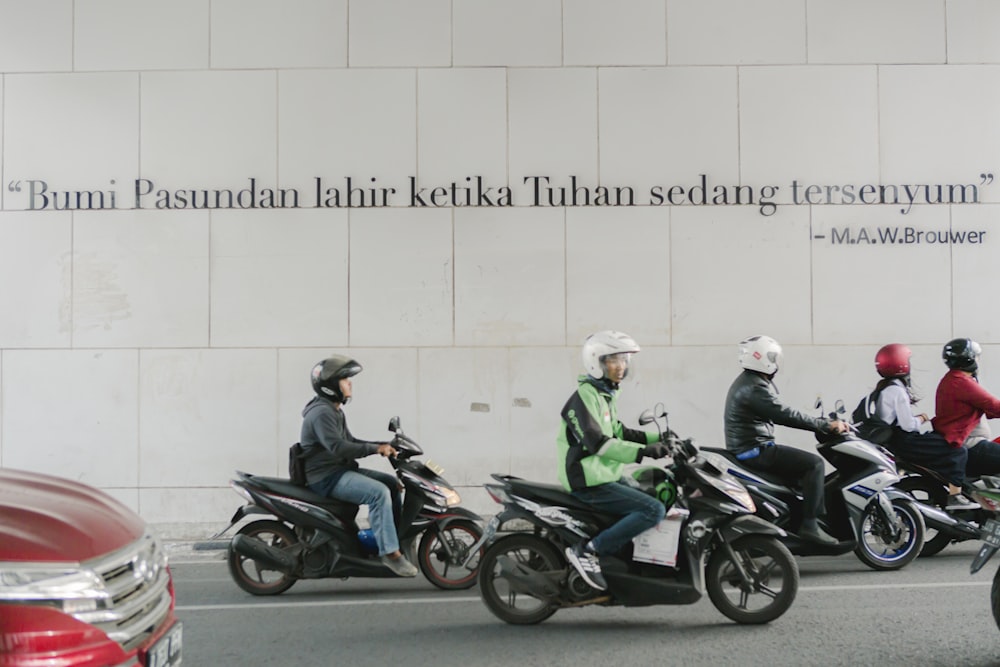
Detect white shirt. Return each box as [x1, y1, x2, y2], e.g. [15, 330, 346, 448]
[875, 380, 930, 433]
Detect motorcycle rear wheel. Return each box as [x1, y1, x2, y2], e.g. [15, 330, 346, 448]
[706, 535, 798, 624]
[227, 520, 299, 596]
[895, 476, 953, 557]
[854, 498, 925, 570]
[478, 533, 561, 625]
[417, 519, 484, 590]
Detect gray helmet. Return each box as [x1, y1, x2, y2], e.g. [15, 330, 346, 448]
[311, 355, 362, 403]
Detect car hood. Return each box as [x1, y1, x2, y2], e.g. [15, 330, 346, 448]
[0, 468, 146, 563]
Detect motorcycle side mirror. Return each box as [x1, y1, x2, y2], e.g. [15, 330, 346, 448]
[834, 399, 846, 415]
[638, 410, 656, 426]
[388, 416, 401, 433]
[814, 397, 823, 411]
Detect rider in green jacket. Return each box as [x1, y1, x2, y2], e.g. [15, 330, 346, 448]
[557, 331, 670, 591]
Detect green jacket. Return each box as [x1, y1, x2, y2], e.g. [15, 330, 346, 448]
[556, 376, 659, 491]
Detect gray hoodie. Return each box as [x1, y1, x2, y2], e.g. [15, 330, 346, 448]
[300, 396, 380, 486]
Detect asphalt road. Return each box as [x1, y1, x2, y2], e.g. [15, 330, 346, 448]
[170, 541, 1000, 667]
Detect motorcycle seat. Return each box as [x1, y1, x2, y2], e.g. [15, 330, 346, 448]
[504, 477, 622, 515]
[240, 473, 361, 517]
[700, 447, 803, 492]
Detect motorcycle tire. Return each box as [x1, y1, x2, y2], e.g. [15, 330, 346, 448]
[706, 535, 798, 624]
[895, 476, 954, 557]
[417, 519, 484, 590]
[992, 566, 1000, 632]
[227, 520, 299, 596]
[478, 533, 561, 625]
[853, 498, 925, 571]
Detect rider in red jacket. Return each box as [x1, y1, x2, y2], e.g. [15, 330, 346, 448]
[932, 339, 1000, 479]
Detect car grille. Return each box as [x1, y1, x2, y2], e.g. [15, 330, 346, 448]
[73, 532, 173, 652]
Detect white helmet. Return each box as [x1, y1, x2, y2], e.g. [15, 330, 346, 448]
[582, 330, 640, 380]
[738, 335, 782, 375]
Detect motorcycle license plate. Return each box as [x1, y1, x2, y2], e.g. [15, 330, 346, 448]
[983, 519, 1000, 548]
[146, 621, 182, 667]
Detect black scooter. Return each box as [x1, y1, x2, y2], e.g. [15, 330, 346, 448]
[472, 405, 799, 625]
[213, 417, 484, 593]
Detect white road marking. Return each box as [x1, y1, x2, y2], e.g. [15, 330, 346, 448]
[176, 580, 991, 612]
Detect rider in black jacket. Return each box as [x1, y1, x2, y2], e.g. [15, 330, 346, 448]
[724, 335, 849, 545]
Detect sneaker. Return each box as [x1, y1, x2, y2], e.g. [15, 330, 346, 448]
[381, 554, 418, 577]
[946, 494, 979, 510]
[799, 524, 839, 546]
[564, 542, 607, 591]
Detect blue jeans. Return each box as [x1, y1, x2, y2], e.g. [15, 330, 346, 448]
[312, 468, 402, 556]
[571, 480, 666, 556]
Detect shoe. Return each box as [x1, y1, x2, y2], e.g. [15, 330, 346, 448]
[946, 494, 979, 510]
[799, 524, 839, 546]
[564, 542, 607, 591]
[381, 554, 418, 577]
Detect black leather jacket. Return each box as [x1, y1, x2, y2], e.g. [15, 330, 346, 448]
[724, 370, 834, 451]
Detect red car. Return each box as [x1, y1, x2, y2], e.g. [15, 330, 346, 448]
[0, 468, 182, 667]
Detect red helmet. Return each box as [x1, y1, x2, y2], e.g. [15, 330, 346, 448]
[875, 343, 911, 378]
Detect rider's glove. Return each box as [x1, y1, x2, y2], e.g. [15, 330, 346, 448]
[640, 443, 670, 460]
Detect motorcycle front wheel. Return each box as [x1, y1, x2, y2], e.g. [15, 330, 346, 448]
[992, 566, 1000, 631]
[227, 520, 299, 595]
[417, 519, 484, 590]
[478, 533, 561, 625]
[854, 498, 925, 570]
[706, 535, 798, 624]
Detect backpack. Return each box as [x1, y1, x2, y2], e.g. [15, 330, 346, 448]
[851, 388, 895, 445]
[288, 442, 308, 486]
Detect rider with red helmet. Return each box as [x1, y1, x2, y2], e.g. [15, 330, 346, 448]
[869, 344, 973, 509]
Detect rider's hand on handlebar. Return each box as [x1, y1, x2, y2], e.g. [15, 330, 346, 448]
[640, 443, 670, 460]
[376, 443, 398, 458]
[829, 420, 851, 434]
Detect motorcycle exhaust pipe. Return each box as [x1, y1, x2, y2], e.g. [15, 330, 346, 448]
[231, 534, 297, 573]
[497, 555, 561, 601]
[915, 503, 982, 539]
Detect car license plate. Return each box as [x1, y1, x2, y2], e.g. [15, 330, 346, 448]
[983, 519, 1000, 548]
[146, 622, 182, 667]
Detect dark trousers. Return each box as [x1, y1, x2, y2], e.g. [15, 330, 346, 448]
[967, 439, 1000, 479]
[571, 480, 666, 556]
[741, 444, 826, 521]
[889, 430, 967, 486]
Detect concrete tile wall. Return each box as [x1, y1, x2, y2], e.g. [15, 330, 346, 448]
[806, 0, 945, 64]
[0, 212, 71, 347]
[210, 0, 347, 69]
[1, 0, 999, 530]
[0, 0, 73, 73]
[75, 0, 210, 71]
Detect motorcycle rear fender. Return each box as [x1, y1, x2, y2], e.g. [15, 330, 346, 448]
[209, 504, 272, 539]
[971, 543, 999, 575]
[461, 506, 549, 568]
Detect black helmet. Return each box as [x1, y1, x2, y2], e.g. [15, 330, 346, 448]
[311, 355, 362, 403]
[943, 338, 982, 373]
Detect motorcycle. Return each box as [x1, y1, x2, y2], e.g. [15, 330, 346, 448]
[703, 400, 926, 571]
[469, 404, 799, 625]
[967, 475, 1000, 631]
[213, 416, 484, 594]
[891, 458, 984, 556]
